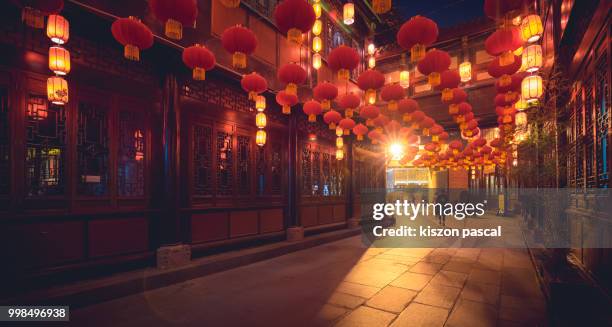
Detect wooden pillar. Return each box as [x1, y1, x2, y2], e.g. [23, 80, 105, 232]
[286, 112, 303, 240]
[346, 139, 354, 222]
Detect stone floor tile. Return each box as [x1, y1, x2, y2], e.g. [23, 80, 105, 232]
[460, 281, 500, 305]
[468, 268, 502, 285]
[501, 267, 542, 298]
[344, 265, 407, 288]
[389, 303, 449, 327]
[316, 304, 348, 322]
[335, 282, 381, 299]
[429, 270, 468, 288]
[365, 286, 417, 313]
[390, 272, 433, 291]
[423, 254, 452, 265]
[327, 292, 366, 309]
[413, 284, 461, 309]
[499, 306, 547, 325]
[442, 261, 473, 274]
[409, 262, 443, 275]
[335, 306, 396, 327]
[376, 254, 420, 265]
[446, 299, 497, 327]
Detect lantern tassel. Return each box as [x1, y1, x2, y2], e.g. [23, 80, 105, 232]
[165, 19, 183, 40]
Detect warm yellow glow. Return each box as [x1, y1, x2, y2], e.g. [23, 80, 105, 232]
[312, 53, 322, 70]
[521, 15, 544, 43]
[256, 130, 267, 146]
[313, 3, 322, 19]
[336, 148, 344, 160]
[515, 94, 529, 110]
[312, 36, 323, 53]
[389, 142, 405, 161]
[523, 44, 542, 73]
[312, 20, 322, 36]
[459, 61, 471, 82]
[255, 95, 266, 112]
[366, 89, 376, 104]
[343, 3, 355, 25]
[335, 127, 344, 137]
[512, 15, 522, 26]
[47, 76, 68, 105]
[336, 137, 344, 149]
[513, 46, 523, 56]
[220, 0, 241, 8]
[368, 56, 376, 69]
[256, 112, 267, 129]
[399, 70, 410, 88]
[49, 46, 71, 75]
[367, 43, 376, 55]
[372, 0, 391, 14]
[47, 15, 69, 45]
[515, 111, 528, 126]
[521, 75, 543, 103]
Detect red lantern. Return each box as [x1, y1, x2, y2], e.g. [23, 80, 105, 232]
[339, 118, 356, 135]
[447, 88, 468, 115]
[328, 45, 360, 81]
[357, 69, 385, 104]
[338, 93, 361, 118]
[273, 0, 316, 45]
[437, 70, 461, 101]
[221, 25, 257, 69]
[323, 110, 342, 129]
[439, 132, 449, 143]
[352, 123, 368, 141]
[485, 27, 521, 66]
[373, 114, 390, 130]
[488, 55, 521, 86]
[303, 100, 322, 122]
[360, 105, 380, 126]
[313, 82, 338, 111]
[276, 90, 298, 114]
[490, 138, 504, 148]
[410, 110, 425, 129]
[398, 98, 419, 122]
[420, 117, 434, 135]
[12, 0, 63, 28]
[149, 0, 197, 40]
[111, 17, 154, 61]
[380, 84, 405, 111]
[396, 15, 438, 62]
[241, 72, 268, 100]
[484, 0, 526, 21]
[495, 93, 518, 107]
[278, 63, 307, 96]
[368, 129, 381, 144]
[430, 124, 444, 142]
[455, 102, 472, 124]
[496, 72, 526, 93]
[417, 49, 451, 87]
[182, 44, 215, 81]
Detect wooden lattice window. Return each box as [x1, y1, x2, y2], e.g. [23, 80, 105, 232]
[0, 87, 8, 195]
[322, 152, 330, 196]
[336, 156, 344, 196]
[575, 84, 585, 187]
[595, 55, 610, 187]
[216, 130, 233, 196]
[312, 151, 321, 196]
[585, 77, 596, 187]
[256, 146, 266, 196]
[301, 145, 312, 195]
[193, 125, 213, 196]
[77, 101, 109, 196]
[117, 111, 145, 197]
[271, 142, 282, 195]
[25, 94, 66, 197]
[237, 135, 251, 195]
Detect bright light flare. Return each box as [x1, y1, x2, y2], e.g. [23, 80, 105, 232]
[388, 142, 405, 161]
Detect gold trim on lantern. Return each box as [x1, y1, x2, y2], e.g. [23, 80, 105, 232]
[499, 74, 512, 87]
[287, 28, 303, 44]
[282, 105, 291, 114]
[47, 76, 68, 105]
[441, 88, 453, 102]
[308, 114, 316, 122]
[220, 0, 241, 8]
[232, 52, 247, 69]
[255, 95, 266, 112]
[388, 100, 397, 111]
[343, 129, 349, 136]
[499, 51, 515, 66]
[286, 83, 297, 95]
[165, 19, 183, 40]
[47, 15, 69, 45]
[321, 99, 330, 111]
[49, 46, 71, 76]
[345, 109, 353, 118]
[428, 72, 441, 87]
[357, 134, 364, 141]
[372, 0, 391, 14]
[193, 67, 206, 80]
[329, 122, 336, 130]
[337, 69, 350, 81]
[124, 44, 140, 61]
[410, 44, 425, 63]
[335, 127, 343, 137]
[366, 119, 373, 127]
[403, 113, 411, 122]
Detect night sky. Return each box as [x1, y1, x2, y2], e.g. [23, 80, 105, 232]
[392, 0, 486, 28]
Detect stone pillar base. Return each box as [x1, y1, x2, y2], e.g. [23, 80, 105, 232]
[286, 226, 304, 242]
[347, 218, 360, 228]
[156, 244, 191, 269]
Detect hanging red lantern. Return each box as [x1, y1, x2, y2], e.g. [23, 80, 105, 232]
[436, 70, 461, 102]
[496, 72, 526, 94]
[111, 16, 154, 61]
[455, 102, 472, 124]
[241, 72, 267, 101]
[380, 84, 405, 111]
[372, 114, 390, 132]
[182, 44, 215, 81]
[485, 27, 521, 66]
[385, 120, 402, 136]
[425, 142, 441, 153]
[221, 25, 257, 69]
[323, 110, 342, 130]
[420, 117, 434, 136]
[149, 0, 197, 40]
[396, 16, 438, 63]
[488, 55, 521, 86]
[327, 45, 360, 81]
[303, 100, 322, 122]
[352, 123, 368, 141]
[339, 118, 356, 135]
[495, 93, 518, 108]
[273, 0, 316, 45]
[359, 105, 380, 126]
[417, 49, 451, 87]
[276, 90, 298, 115]
[430, 124, 444, 142]
[398, 98, 419, 122]
[368, 129, 381, 144]
[448, 140, 463, 154]
[313, 82, 338, 111]
[484, 0, 526, 22]
[357, 69, 385, 105]
[278, 63, 307, 96]
[410, 110, 425, 129]
[447, 88, 468, 114]
[12, 0, 63, 29]
[439, 132, 449, 143]
[338, 93, 361, 118]
[490, 138, 504, 148]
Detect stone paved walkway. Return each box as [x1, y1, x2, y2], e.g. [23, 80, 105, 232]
[72, 223, 547, 326]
